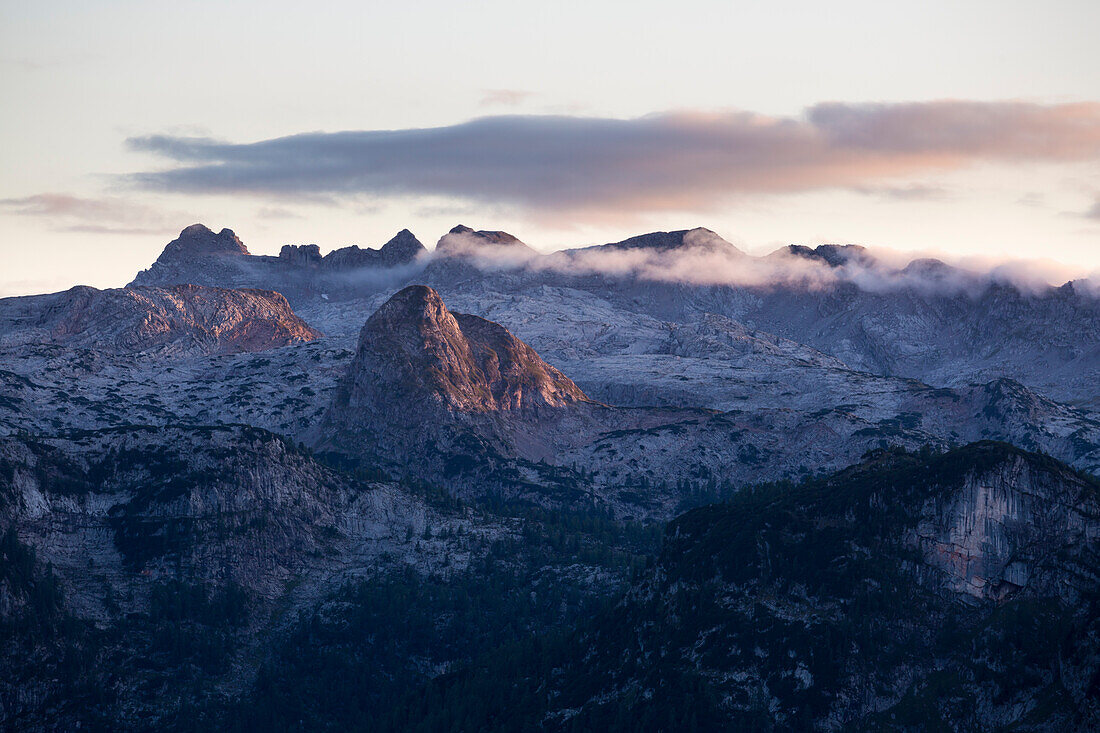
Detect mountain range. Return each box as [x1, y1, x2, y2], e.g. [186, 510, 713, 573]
[1, 222, 1098, 731]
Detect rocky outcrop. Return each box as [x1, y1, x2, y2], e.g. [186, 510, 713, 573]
[911, 448, 1099, 601]
[318, 285, 594, 473]
[0, 283, 320, 354]
[346, 285, 585, 413]
[278, 242, 323, 265]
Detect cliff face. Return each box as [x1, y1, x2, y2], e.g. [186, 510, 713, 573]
[911, 450, 1099, 601]
[618, 444, 1100, 730]
[0, 283, 320, 354]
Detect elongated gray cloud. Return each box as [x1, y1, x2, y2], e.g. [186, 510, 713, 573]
[127, 101, 1100, 220]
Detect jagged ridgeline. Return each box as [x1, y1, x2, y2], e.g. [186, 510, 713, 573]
[1, 223, 1099, 730]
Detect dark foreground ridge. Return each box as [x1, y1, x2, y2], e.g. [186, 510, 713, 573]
[382, 442, 1100, 732]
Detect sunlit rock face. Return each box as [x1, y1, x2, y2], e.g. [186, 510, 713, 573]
[318, 285, 595, 474]
[0, 283, 320, 354]
[342, 284, 586, 415]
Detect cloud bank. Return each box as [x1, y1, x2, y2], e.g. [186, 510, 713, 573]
[432, 227, 1098, 297]
[126, 101, 1100, 221]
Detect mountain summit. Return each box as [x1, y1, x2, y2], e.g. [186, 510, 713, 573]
[318, 284, 589, 472]
[434, 225, 537, 257]
[160, 223, 250, 258]
[581, 227, 742, 254]
[328, 284, 584, 419]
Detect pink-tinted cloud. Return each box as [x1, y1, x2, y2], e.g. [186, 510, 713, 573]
[479, 89, 534, 107]
[0, 193, 186, 234]
[126, 101, 1100, 222]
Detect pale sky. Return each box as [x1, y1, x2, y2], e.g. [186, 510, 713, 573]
[2, 0, 1099, 296]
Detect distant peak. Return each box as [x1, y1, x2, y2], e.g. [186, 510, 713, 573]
[163, 224, 250, 257]
[815, 244, 869, 267]
[380, 229, 426, 258]
[318, 231, 425, 270]
[776, 243, 868, 267]
[600, 228, 738, 253]
[435, 225, 534, 256]
[901, 258, 954, 278]
[180, 223, 214, 237]
[571, 227, 740, 256]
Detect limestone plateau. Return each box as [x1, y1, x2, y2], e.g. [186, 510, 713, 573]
[1, 222, 1099, 731]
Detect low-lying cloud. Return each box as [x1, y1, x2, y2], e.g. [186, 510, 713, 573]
[126, 100, 1100, 221]
[433, 227, 1098, 297]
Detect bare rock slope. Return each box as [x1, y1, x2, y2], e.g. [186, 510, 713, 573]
[0, 283, 320, 354]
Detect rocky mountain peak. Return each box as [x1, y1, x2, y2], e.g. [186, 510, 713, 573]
[346, 285, 585, 414]
[162, 223, 250, 259]
[274, 231, 427, 272]
[434, 225, 536, 257]
[379, 228, 426, 262]
[279, 243, 323, 265]
[598, 227, 738, 253]
[778, 243, 870, 266]
[900, 257, 957, 279]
